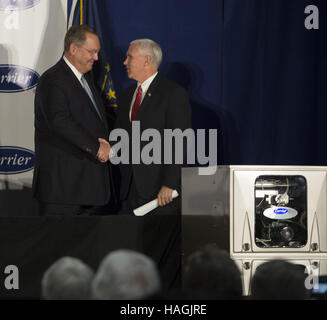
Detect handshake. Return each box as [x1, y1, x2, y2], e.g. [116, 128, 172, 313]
[96, 138, 111, 163]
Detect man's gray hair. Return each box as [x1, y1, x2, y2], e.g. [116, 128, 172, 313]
[91, 249, 161, 300]
[41, 257, 94, 300]
[131, 39, 163, 68]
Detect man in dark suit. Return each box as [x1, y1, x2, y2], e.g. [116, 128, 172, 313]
[33, 25, 112, 216]
[112, 39, 191, 215]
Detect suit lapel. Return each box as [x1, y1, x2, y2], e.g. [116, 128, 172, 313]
[84, 73, 109, 130]
[60, 59, 108, 129]
[60, 59, 84, 91]
[134, 74, 161, 121]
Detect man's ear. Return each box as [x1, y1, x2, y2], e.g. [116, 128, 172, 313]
[70, 43, 78, 55]
[144, 55, 152, 66]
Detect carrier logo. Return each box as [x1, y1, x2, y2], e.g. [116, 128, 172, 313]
[0, 65, 39, 93]
[274, 208, 289, 215]
[0, 147, 34, 174]
[0, 0, 40, 11]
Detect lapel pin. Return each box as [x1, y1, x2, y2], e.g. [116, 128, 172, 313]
[148, 93, 152, 97]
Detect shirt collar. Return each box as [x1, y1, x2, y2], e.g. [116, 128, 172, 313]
[63, 55, 84, 83]
[138, 72, 158, 93]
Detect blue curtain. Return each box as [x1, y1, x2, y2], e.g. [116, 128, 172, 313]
[90, 0, 326, 165]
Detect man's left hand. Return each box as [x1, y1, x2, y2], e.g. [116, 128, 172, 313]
[157, 186, 174, 207]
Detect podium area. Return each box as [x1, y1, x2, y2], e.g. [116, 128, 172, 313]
[0, 215, 181, 299]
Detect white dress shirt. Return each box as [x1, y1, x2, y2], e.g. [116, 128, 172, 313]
[129, 72, 158, 121]
[63, 56, 84, 87]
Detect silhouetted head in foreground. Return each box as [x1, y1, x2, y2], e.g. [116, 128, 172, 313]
[251, 260, 310, 300]
[184, 244, 242, 299]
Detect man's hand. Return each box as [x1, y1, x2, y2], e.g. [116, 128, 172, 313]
[157, 186, 174, 207]
[97, 138, 111, 163]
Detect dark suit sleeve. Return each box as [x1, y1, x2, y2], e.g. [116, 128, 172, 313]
[161, 86, 192, 191]
[40, 79, 100, 157]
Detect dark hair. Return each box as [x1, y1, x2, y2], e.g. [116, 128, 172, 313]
[251, 260, 310, 300]
[64, 25, 98, 52]
[184, 244, 243, 300]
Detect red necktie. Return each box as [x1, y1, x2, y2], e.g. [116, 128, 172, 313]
[131, 86, 142, 122]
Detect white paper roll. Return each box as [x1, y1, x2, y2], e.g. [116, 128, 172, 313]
[133, 190, 179, 216]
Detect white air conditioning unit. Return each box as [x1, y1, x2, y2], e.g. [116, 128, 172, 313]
[230, 166, 327, 254]
[182, 165, 327, 296]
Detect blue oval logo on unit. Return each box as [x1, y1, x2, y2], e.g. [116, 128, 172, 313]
[0, 146, 35, 174]
[0, 0, 40, 11]
[274, 208, 289, 215]
[0, 65, 39, 93]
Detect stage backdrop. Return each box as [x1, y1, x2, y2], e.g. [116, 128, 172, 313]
[0, 0, 326, 216]
[83, 0, 326, 166]
[0, 0, 69, 215]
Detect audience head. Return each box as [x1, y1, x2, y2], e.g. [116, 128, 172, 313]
[41, 256, 94, 300]
[251, 260, 310, 300]
[184, 244, 242, 299]
[91, 249, 161, 300]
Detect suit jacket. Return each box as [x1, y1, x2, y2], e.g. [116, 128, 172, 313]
[115, 74, 191, 200]
[32, 58, 111, 205]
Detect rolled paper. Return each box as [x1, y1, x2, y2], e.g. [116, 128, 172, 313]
[133, 190, 179, 216]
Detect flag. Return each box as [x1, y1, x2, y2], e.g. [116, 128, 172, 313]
[70, 0, 118, 114]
